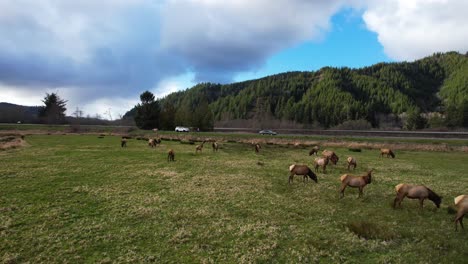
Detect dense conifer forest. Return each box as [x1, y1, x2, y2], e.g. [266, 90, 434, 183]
[126, 52, 467, 130]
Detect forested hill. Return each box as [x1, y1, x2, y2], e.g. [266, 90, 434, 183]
[125, 52, 468, 129]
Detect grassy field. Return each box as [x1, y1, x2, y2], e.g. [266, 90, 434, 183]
[1, 135, 467, 263]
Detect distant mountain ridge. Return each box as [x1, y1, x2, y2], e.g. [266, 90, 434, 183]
[125, 51, 467, 129]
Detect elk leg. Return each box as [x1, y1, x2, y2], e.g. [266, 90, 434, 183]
[289, 174, 294, 184]
[419, 198, 425, 209]
[339, 183, 347, 198]
[358, 187, 363, 198]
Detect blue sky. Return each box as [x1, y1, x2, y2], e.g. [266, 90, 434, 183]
[235, 8, 392, 82]
[0, 0, 466, 118]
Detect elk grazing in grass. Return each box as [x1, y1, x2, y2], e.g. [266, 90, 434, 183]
[196, 141, 205, 153]
[314, 156, 329, 173]
[347, 156, 357, 170]
[309, 146, 320, 156]
[167, 149, 175, 161]
[121, 138, 127, 148]
[339, 170, 373, 198]
[288, 164, 318, 184]
[148, 138, 157, 148]
[454, 195, 468, 231]
[254, 143, 261, 153]
[322, 150, 339, 165]
[380, 148, 395, 158]
[393, 184, 442, 209]
[212, 142, 219, 152]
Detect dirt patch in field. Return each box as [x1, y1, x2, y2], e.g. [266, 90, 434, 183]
[0, 135, 27, 151]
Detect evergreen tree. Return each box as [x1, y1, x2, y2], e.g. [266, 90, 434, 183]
[134, 91, 160, 129]
[39, 93, 67, 124]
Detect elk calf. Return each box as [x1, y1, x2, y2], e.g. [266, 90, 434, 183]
[121, 138, 127, 147]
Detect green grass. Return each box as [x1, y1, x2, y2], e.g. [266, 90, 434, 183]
[1, 135, 467, 263]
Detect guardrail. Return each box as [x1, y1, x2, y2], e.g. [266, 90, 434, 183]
[213, 128, 468, 139]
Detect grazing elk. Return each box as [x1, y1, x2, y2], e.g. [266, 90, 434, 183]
[196, 141, 205, 153]
[167, 149, 175, 161]
[339, 170, 373, 198]
[288, 164, 318, 184]
[322, 150, 339, 165]
[380, 148, 395, 158]
[212, 142, 219, 152]
[121, 138, 127, 148]
[393, 184, 442, 209]
[347, 156, 357, 170]
[309, 146, 320, 156]
[254, 143, 261, 153]
[454, 195, 468, 231]
[314, 156, 329, 173]
[148, 138, 161, 148]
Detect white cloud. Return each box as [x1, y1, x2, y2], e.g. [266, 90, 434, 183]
[160, 0, 347, 81]
[362, 0, 468, 60]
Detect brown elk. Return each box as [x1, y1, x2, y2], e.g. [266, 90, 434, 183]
[121, 138, 127, 148]
[196, 141, 205, 153]
[339, 170, 373, 198]
[288, 164, 318, 184]
[212, 142, 219, 152]
[254, 143, 261, 153]
[393, 184, 442, 209]
[322, 150, 339, 165]
[167, 149, 175, 161]
[313, 156, 329, 173]
[380, 148, 395, 158]
[309, 146, 320, 156]
[347, 156, 357, 170]
[454, 195, 468, 231]
[148, 138, 156, 148]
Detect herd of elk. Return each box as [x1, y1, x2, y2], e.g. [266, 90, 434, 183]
[119, 137, 462, 231]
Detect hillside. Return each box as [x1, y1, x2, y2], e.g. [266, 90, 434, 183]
[125, 52, 468, 129]
[0, 102, 41, 123]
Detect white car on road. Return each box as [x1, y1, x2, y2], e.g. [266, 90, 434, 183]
[175, 126, 190, 132]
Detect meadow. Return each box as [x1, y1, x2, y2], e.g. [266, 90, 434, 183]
[1, 134, 467, 263]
